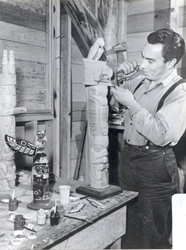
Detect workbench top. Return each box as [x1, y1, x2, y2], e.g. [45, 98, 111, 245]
[0, 178, 138, 250]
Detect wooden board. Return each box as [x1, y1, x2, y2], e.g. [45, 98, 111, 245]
[0, 21, 45, 47]
[0, 0, 46, 14]
[0, 1, 46, 31]
[127, 8, 171, 34]
[127, 0, 170, 15]
[71, 64, 84, 83]
[71, 121, 86, 140]
[72, 101, 86, 112]
[60, 14, 72, 178]
[76, 185, 123, 200]
[0, 40, 45, 63]
[62, 0, 104, 57]
[72, 83, 86, 102]
[71, 43, 84, 64]
[179, 5, 186, 27]
[70, 157, 86, 179]
[70, 140, 86, 160]
[50, 206, 126, 249]
[71, 110, 86, 122]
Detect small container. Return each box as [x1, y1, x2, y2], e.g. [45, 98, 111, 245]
[37, 209, 46, 225]
[56, 204, 65, 219]
[9, 198, 18, 211]
[14, 214, 25, 230]
[50, 210, 60, 226]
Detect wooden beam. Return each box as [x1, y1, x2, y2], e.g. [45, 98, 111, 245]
[179, 5, 186, 27]
[45, 0, 53, 114]
[60, 14, 72, 179]
[128, 8, 171, 34]
[52, 0, 61, 177]
[0, 2, 46, 31]
[61, 0, 104, 57]
[170, 0, 179, 31]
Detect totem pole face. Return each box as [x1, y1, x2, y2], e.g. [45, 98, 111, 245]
[0, 50, 16, 191]
[86, 85, 109, 189]
[83, 57, 115, 189]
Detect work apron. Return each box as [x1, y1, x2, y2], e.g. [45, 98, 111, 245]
[119, 143, 180, 249]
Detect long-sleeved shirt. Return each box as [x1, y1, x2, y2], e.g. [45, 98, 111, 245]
[122, 69, 186, 146]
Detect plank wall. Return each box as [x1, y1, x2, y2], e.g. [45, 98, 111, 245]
[127, 0, 170, 64]
[0, 0, 50, 111]
[71, 37, 87, 181]
[177, 0, 186, 79]
[127, 0, 186, 79]
[0, 0, 53, 170]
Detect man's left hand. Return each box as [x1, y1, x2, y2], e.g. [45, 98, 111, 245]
[110, 87, 137, 109]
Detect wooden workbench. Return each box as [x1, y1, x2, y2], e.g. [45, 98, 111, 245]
[0, 178, 138, 250]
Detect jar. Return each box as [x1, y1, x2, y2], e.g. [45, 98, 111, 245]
[37, 209, 46, 225]
[14, 214, 25, 230]
[50, 210, 60, 226]
[56, 204, 65, 219]
[9, 198, 18, 211]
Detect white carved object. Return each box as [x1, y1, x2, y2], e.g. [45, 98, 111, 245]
[83, 58, 114, 189]
[0, 50, 26, 192]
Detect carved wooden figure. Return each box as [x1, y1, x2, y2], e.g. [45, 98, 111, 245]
[83, 58, 114, 189]
[87, 85, 109, 189]
[0, 50, 26, 192]
[0, 50, 17, 191]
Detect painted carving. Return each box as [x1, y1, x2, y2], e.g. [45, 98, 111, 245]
[32, 131, 50, 203]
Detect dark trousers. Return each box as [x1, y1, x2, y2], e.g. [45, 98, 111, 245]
[120, 144, 180, 249]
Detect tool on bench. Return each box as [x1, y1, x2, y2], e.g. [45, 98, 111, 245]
[64, 214, 93, 224]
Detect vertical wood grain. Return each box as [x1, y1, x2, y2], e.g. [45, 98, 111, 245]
[52, 0, 61, 177]
[60, 14, 72, 179]
[45, 0, 53, 111]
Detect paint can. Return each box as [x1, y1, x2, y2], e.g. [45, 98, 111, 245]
[50, 210, 60, 226]
[14, 214, 25, 230]
[9, 198, 18, 211]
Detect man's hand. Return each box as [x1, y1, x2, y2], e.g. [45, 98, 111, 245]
[110, 87, 137, 109]
[117, 60, 139, 79]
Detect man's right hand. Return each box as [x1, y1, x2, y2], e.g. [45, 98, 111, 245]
[117, 60, 139, 79]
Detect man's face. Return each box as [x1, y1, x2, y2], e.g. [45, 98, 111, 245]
[140, 42, 170, 82]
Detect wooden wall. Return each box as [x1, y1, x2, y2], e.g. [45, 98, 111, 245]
[127, 0, 186, 79]
[0, 0, 50, 111]
[0, 0, 54, 171]
[71, 37, 87, 181]
[177, 0, 186, 79]
[127, 0, 171, 64]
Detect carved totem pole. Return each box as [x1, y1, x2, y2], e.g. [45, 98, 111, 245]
[0, 50, 26, 192]
[83, 39, 115, 189]
[81, 0, 127, 195]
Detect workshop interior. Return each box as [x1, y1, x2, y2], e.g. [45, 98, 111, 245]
[0, 0, 186, 249]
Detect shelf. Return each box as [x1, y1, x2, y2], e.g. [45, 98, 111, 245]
[15, 112, 53, 123]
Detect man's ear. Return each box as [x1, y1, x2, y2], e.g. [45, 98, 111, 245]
[166, 58, 177, 69]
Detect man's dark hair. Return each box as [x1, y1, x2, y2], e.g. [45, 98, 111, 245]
[147, 28, 185, 64]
